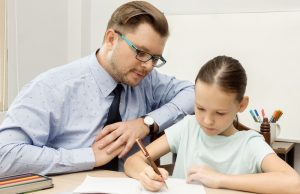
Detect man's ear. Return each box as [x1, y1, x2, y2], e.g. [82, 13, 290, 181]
[239, 96, 249, 112]
[103, 29, 118, 49]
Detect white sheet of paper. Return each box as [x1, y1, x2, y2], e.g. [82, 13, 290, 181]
[73, 176, 206, 194]
[73, 176, 140, 194]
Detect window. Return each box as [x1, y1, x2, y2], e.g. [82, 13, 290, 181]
[0, 0, 7, 111]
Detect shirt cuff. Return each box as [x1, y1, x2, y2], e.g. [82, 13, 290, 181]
[148, 104, 184, 133]
[70, 147, 95, 171]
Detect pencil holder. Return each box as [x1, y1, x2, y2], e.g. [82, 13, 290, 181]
[252, 122, 281, 144]
[270, 123, 281, 144]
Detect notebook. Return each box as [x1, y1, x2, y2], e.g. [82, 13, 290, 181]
[0, 173, 53, 194]
[73, 176, 206, 194]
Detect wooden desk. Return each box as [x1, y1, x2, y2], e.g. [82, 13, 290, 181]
[272, 141, 295, 168]
[33, 170, 253, 194]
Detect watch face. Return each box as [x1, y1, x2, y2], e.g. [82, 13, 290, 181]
[144, 116, 154, 125]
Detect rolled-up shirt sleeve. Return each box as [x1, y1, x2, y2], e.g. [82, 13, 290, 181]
[146, 70, 195, 132]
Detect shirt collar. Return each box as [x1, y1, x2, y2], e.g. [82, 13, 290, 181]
[88, 49, 119, 97]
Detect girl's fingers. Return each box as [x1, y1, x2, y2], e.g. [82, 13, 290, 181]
[144, 166, 164, 181]
[139, 171, 164, 192]
[158, 168, 169, 180]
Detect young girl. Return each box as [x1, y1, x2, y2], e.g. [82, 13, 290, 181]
[124, 56, 300, 193]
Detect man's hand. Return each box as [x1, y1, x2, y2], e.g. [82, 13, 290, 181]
[94, 118, 150, 158]
[187, 165, 226, 189]
[92, 140, 125, 167]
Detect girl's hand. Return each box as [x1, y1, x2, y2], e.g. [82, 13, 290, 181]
[139, 165, 169, 192]
[187, 165, 226, 189]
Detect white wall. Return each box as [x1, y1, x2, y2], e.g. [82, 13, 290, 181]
[164, 12, 300, 140]
[88, 0, 300, 52]
[2, 0, 300, 171]
[7, 0, 69, 105]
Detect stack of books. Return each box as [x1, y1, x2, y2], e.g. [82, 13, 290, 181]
[0, 173, 53, 194]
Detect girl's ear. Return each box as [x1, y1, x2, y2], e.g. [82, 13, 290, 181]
[239, 96, 249, 112]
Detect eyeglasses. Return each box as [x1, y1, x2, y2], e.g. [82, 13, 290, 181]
[114, 30, 166, 68]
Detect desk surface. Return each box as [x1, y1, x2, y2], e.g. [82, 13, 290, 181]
[272, 141, 295, 154]
[33, 170, 253, 194]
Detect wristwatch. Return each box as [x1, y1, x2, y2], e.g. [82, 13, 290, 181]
[143, 115, 155, 134]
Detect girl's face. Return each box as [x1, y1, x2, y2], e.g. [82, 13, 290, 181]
[195, 80, 248, 136]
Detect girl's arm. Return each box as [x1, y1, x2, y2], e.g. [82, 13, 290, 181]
[222, 153, 300, 194]
[187, 153, 300, 194]
[124, 134, 171, 191]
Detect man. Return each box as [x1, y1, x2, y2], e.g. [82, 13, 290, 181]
[0, 1, 194, 177]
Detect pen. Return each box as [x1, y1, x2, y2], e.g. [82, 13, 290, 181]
[272, 110, 278, 122]
[274, 110, 283, 122]
[270, 115, 274, 123]
[249, 110, 258, 122]
[271, 110, 281, 123]
[261, 108, 265, 118]
[276, 111, 283, 122]
[135, 139, 168, 189]
[254, 109, 262, 123]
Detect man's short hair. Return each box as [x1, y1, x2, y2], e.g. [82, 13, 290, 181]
[106, 1, 169, 37]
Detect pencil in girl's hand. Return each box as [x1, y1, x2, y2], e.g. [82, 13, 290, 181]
[136, 139, 168, 190]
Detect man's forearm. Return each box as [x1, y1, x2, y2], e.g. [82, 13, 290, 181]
[0, 143, 95, 177]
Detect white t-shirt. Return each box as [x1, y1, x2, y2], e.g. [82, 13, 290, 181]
[165, 115, 274, 179]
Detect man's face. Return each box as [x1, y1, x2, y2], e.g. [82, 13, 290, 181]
[108, 23, 167, 86]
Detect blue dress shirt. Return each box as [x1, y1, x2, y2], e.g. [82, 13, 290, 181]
[0, 50, 194, 177]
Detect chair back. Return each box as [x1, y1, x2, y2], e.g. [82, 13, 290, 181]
[233, 120, 270, 145]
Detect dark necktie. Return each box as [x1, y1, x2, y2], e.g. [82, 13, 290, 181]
[101, 84, 123, 171]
